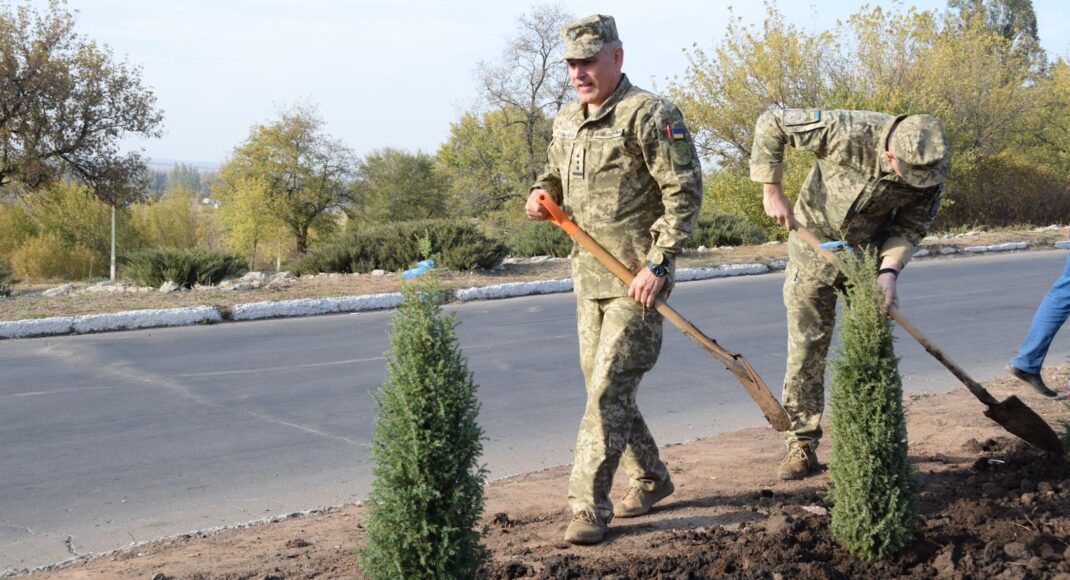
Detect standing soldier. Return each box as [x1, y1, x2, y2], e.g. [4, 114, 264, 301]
[525, 14, 702, 544]
[750, 109, 949, 479]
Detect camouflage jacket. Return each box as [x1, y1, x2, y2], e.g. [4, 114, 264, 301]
[534, 75, 703, 298]
[749, 109, 945, 265]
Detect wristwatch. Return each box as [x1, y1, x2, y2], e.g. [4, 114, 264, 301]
[647, 259, 668, 278]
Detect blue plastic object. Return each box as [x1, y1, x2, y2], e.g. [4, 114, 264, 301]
[401, 259, 435, 279]
[820, 240, 848, 250]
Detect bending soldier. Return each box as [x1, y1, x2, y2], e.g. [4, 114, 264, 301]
[750, 109, 949, 479]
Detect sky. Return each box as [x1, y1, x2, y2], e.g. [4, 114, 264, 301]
[32, 0, 1070, 167]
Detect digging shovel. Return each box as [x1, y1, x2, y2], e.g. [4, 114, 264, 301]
[536, 194, 791, 432]
[793, 224, 1064, 453]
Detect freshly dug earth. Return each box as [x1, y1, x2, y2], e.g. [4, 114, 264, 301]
[25, 370, 1070, 579]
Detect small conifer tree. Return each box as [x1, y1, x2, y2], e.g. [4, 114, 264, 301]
[828, 251, 917, 559]
[359, 277, 488, 578]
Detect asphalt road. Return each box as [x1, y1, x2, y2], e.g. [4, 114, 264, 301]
[2, 250, 1068, 572]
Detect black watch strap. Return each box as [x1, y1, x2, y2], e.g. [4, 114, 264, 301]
[647, 260, 668, 278]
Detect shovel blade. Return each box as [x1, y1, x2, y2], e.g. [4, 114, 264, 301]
[982, 395, 1064, 453]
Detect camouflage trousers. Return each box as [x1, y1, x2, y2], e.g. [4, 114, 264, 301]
[568, 296, 670, 522]
[781, 231, 847, 448]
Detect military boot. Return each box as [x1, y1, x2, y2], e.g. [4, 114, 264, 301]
[564, 508, 608, 545]
[777, 440, 819, 480]
[614, 477, 675, 518]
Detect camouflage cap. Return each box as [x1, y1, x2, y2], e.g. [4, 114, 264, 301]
[561, 14, 618, 60]
[890, 114, 949, 188]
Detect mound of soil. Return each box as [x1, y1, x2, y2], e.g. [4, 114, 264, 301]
[485, 439, 1070, 579]
[24, 374, 1070, 580]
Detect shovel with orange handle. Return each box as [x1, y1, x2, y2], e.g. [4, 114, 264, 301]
[792, 224, 1064, 453]
[537, 193, 791, 432]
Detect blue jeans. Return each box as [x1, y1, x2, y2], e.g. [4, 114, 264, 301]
[1010, 250, 1070, 374]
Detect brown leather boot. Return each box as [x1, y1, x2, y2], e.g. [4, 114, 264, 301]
[564, 509, 608, 545]
[777, 440, 819, 480]
[614, 478, 675, 518]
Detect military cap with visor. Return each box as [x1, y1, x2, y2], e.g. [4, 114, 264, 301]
[561, 14, 619, 60]
[889, 114, 949, 189]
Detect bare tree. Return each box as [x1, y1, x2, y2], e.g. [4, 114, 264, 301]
[476, 4, 573, 184]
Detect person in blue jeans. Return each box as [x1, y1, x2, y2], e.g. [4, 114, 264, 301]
[1007, 250, 1070, 398]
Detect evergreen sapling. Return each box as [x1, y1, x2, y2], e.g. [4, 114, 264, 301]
[358, 278, 488, 578]
[828, 250, 918, 559]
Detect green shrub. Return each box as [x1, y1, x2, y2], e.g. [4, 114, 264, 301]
[298, 219, 508, 274]
[686, 212, 768, 248]
[359, 278, 488, 579]
[10, 234, 100, 281]
[705, 149, 809, 242]
[0, 201, 37, 259]
[935, 153, 1070, 230]
[506, 221, 572, 257]
[123, 248, 247, 288]
[828, 250, 917, 559]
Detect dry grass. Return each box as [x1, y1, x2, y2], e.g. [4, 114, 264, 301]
[2, 227, 1065, 322]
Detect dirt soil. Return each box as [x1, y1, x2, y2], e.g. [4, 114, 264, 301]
[21, 369, 1070, 579]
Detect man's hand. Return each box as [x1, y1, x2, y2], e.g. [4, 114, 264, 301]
[876, 272, 898, 313]
[525, 188, 550, 221]
[876, 258, 904, 313]
[629, 266, 666, 308]
[762, 183, 796, 230]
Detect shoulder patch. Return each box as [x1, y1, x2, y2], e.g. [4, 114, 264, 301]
[670, 141, 692, 166]
[784, 109, 821, 126]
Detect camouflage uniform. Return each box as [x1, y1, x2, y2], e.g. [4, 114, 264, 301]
[749, 109, 949, 447]
[534, 69, 702, 521]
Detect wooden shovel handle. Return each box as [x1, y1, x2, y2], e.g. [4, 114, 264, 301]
[537, 194, 792, 431]
[792, 225, 998, 405]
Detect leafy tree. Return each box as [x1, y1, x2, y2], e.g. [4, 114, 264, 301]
[359, 278, 488, 579]
[217, 105, 352, 254]
[436, 108, 537, 216]
[476, 4, 572, 184]
[672, 2, 1062, 232]
[917, 10, 1040, 157]
[148, 169, 168, 197]
[1018, 59, 1070, 175]
[0, 198, 36, 259]
[832, 6, 938, 113]
[669, 6, 837, 168]
[137, 186, 200, 249]
[352, 148, 448, 224]
[0, 0, 162, 204]
[26, 180, 143, 265]
[948, 0, 1038, 45]
[166, 163, 206, 195]
[828, 251, 917, 559]
[215, 175, 293, 270]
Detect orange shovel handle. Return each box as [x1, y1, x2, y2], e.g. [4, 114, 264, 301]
[538, 194, 579, 236]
